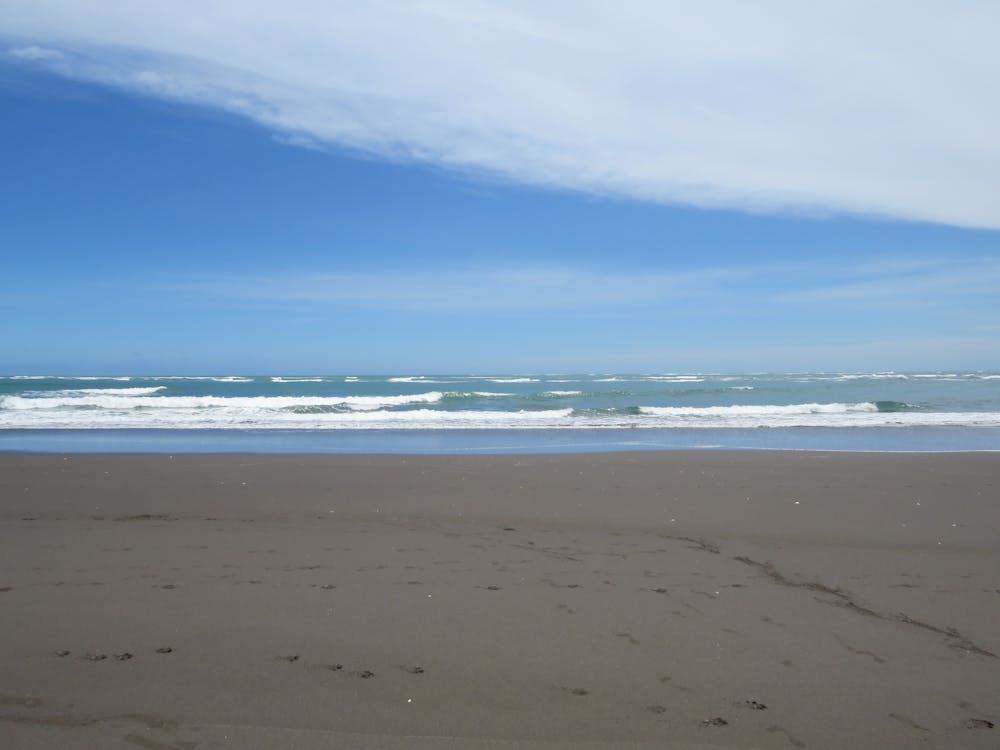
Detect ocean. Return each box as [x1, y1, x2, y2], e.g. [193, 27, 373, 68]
[1, 372, 998, 453]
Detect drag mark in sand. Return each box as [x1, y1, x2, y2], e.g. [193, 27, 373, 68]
[113, 514, 176, 522]
[0, 713, 99, 728]
[660, 534, 721, 554]
[835, 637, 887, 664]
[889, 712, 929, 732]
[766, 724, 807, 747]
[538, 577, 581, 589]
[732, 555, 997, 658]
[0, 703, 187, 750]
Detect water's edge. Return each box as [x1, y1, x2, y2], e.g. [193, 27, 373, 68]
[3, 427, 999, 455]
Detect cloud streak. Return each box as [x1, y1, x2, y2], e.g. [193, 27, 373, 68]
[173, 266, 741, 313]
[8, 44, 63, 61]
[771, 257, 1000, 305]
[3, 1, 1000, 228]
[164, 255, 1000, 314]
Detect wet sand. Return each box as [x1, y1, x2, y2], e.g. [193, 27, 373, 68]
[1, 451, 998, 748]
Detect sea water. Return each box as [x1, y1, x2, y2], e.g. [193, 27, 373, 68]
[1, 372, 998, 453]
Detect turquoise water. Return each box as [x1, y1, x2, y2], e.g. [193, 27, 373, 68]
[2, 372, 998, 452]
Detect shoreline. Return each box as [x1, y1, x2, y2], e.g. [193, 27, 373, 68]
[2, 451, 998, 748]
[3, 425, 1000, 455]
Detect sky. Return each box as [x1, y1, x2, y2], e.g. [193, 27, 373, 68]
[1, 1, 999, 374]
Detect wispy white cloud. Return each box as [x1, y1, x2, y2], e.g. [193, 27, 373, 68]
[163, 255, 1000, 314]
[3, 1, 999, 228]
[173, 265, 745, 313]
[775, 258, 1000, 312]
[7, 44, 63, 61]
[771, 257, 1000, 304]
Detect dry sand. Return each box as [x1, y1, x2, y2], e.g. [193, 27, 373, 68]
[0, 451, 998, 749]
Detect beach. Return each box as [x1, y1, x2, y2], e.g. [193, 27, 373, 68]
[1, 451, 998, 748]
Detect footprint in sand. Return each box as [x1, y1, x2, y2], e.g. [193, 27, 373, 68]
[966, 718, 994, 729]
[658, 675, 692, 693]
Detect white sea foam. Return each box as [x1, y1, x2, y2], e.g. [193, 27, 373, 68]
[33, 387, 167, 397]
[640, 402, 877, 416]
[634, 402, 930, 428]
[0, 391, 444, 414]
[142, 376, 255, 382]
[7, 375, 135, 381]
[3, 393, 999, 430]
[318, 409, 575, 427]
[0, 404, 574, 429]
[4, 373, 999, 432]
[795, 373, 908, 382]
[643, 376, 705, 382]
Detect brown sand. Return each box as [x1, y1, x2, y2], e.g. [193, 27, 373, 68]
[0, 451, 998, 749]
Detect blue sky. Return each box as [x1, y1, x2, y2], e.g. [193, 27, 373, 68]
[2, 2, 999, 374]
